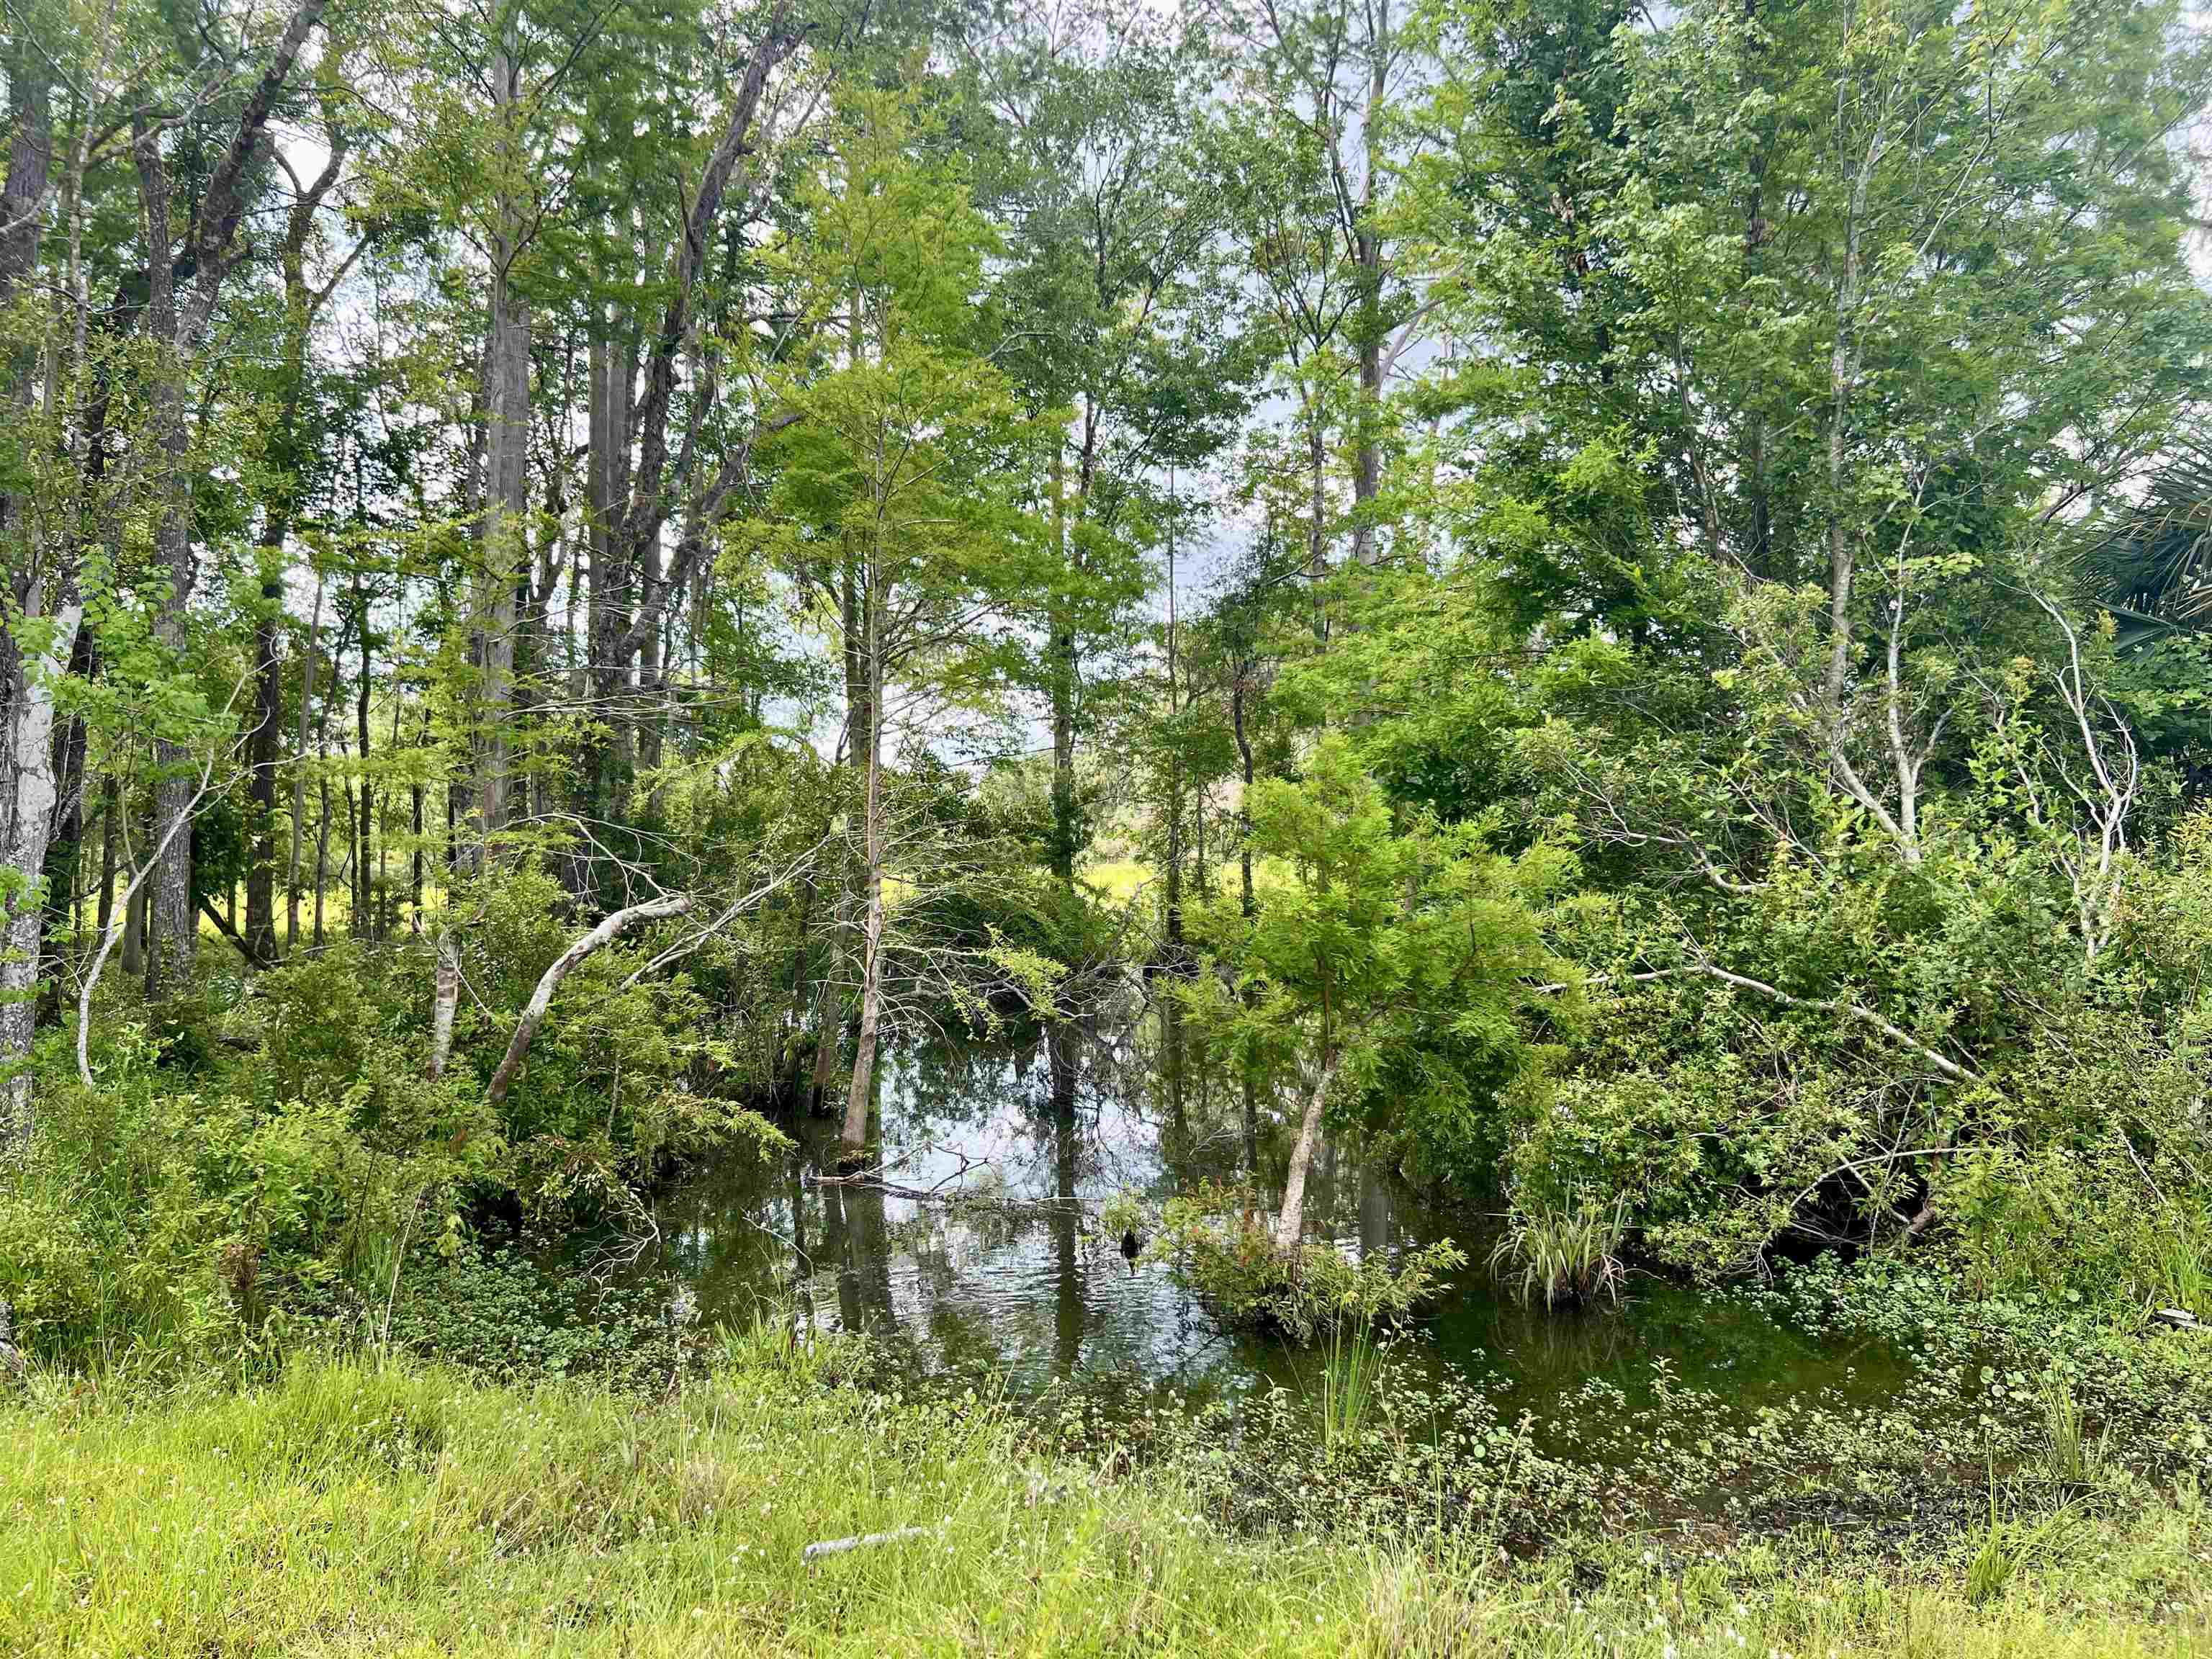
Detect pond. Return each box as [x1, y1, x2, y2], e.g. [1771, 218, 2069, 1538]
[606, 1021, 1915, 1485]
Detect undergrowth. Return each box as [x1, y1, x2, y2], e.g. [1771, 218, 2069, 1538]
[4, 1346, 2212, 1657]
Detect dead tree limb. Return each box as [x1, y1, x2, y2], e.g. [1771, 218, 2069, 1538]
[485, 894, 693, 1105]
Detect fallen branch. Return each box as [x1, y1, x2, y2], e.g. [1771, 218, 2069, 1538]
[485, 894, 693, 1106]
[803, 1171, 1083, 1213]
[802, 1526, 934, 1565]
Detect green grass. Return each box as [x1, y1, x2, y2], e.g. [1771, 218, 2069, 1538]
[1490, 1197, 1627, 1310]
[5, 1351, 2212, 1656]
[1318, 1318, 1381, 1453]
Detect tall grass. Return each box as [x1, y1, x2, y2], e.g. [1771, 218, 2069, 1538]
[1318, 1318, 1381, 1452]
[3, 1354, 2208, 1657]
[2142, 1220, 2212, 1317]
[2040, 1371, 2110, 1491]
[1490, 1197, 1627, 1310]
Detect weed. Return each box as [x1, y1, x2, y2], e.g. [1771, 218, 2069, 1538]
[1490, 1195, 1627, 1310]
[1317, 1318, 1381, 1453]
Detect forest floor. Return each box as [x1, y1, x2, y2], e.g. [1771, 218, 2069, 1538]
[4, 1344, 2211, 1657]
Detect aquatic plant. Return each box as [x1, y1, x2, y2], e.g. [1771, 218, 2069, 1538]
[1317, 1318, 1381, 1453]
[1489, 1197, 1627, 1310]
[2038, 1370, 2110, 1491]
[1151, 1183, 1466, 1339]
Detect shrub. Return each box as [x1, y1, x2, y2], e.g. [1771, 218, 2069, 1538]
[1151, 1182, 1466, 1341]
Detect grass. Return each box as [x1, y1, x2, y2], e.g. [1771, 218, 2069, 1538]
[4, 1349, 2212, 1656]
[1490, 1196, 1627, 1310]
[2040, 1370, 2110, 1491]
[2144, 1221, 2212, 1319]
[1317, 1318, 1381, 1453]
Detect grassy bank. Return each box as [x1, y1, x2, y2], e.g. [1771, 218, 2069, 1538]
[4, 1348, 2211, 1658]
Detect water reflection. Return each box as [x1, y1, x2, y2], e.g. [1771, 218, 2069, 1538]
[632, 1024, 1907, 1443]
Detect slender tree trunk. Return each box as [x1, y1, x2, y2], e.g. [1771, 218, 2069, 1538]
[1274, 1051, 1341, 1253]
[96, 774, 116, 935]
[245, 565, 284, 965]
[1232, 672, 1259, 1170]
[1162, 489, 1184, 960]
[839, 575, 886, 1164]
[132, 123, 197, 1003]
[313, 770, 331, 948]
[354, 577, 374, 935]
[1306, 395, 1330, 642]
[1047, 439, 1079, 886]
[287, 570, 323, 950]
[1349, 0, 1388, 573]
[121, 871, 143, 979]
[476, 262, 529, 858]
[427, 927, 460, 1081]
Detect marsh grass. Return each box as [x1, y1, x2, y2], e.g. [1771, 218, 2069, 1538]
[3, 1354, 2211, 1656]
[1317, 1318, 1382, 1452]
[1966, 1462, 2087, 1608]
[2040, 1370, 2111, 1491]
[1490, 1196, 1627, 1309]
[2143, 1220, 2212, 1318]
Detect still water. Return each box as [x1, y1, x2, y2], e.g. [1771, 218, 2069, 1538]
[616, 1026, 1910, 1461]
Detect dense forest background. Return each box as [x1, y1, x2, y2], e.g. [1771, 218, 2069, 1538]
[5, 0, 2212, 1357]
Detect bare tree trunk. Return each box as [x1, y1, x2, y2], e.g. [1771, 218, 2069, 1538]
[0, 57, 60, 1144]
[427, 928, 460, 1081]
[1274, 1051, 1341, 1253]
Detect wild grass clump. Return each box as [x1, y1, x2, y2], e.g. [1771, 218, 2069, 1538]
[1316, 1318, 1382, 1452]
[1490, 1195, 1627, 1310]
[2141, 1220, 2212, 1318]
[2038, 1370, 2113, 1491]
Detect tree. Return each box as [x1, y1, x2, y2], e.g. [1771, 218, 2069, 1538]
[743, 91, 1050, 1159]
[1182, 734, 1567, 1248]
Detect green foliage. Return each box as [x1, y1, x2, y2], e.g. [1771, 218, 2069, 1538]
[1488, 1196, 1627, 1310]
[1176, 734, 1574, 1189]
[1152, 1182, 1466, 1341]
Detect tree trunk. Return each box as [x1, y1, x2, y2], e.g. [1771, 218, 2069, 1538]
[287, 570, 323, 950]
[1274, 1053, 1341, 1253]
[245, 568, 284, 965]
[427, 927, 460, 1081]
[1348, 0, 1389, 573]
[839, 575, 886, 1164]
[353, 576, 374, 935]
[132, 121, 197, 1002]
[476, 261, 529, 858]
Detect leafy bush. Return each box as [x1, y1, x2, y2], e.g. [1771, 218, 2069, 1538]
[1151, 1182, 1466, 1341]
